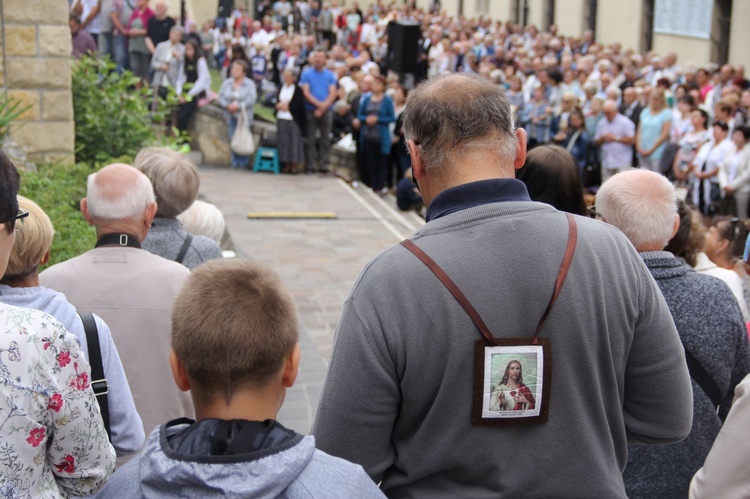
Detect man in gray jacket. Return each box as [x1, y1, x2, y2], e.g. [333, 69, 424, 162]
[597, 169, 750, 499]
[312, 73, 693, 497]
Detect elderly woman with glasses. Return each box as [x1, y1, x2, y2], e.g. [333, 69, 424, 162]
[0, 151, 115, 497]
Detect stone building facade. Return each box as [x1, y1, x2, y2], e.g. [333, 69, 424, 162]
[1, 0, 75, 163]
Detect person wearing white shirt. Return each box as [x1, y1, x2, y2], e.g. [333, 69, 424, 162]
[690, 373, 750, 499]
[719, 126, 750, 218]
[691, 121, 734, 214]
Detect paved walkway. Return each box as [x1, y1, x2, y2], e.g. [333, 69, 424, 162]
[197, 166, 424, 433]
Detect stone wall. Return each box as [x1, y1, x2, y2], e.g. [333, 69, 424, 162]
[1, 0, 75, 163]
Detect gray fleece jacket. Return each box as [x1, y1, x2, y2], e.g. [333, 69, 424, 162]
[142, 217, 223, 270]
[96, 418, 385, 498]
[623, 252, 750, 499]
[313, 197, 693, 498]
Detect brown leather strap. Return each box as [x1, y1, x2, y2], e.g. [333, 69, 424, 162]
[532, 213, 578, 344]
[400, 238, 498, 346]
[400, 213, 578, 346]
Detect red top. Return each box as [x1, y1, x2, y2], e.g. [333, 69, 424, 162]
[127, 7, 154, 30]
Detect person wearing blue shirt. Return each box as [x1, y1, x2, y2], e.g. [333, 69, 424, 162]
[300, 50, 337, 173]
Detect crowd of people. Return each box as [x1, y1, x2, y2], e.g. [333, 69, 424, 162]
[3, 0, 749, 497]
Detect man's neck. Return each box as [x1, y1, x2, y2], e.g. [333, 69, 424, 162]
[193, 386, 283, 422]
[95, 221, 145, 244]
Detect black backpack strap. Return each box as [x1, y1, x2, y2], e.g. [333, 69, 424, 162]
[683, 344, 722, 409]
[176, 234, 193, 264]
[79, 312, 111, 440]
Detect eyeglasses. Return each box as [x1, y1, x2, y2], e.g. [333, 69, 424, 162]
[3, 209, 29, 233]
[587, 205, 605, 221]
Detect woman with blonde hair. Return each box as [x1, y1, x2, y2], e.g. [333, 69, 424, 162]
[636, 88, 672, 172]
[0, 196, 144, 462]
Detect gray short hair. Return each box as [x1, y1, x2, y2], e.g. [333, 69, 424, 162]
[402, 73, 517, 169]
[177, 200, 226, 244]
[134, 147, 200, 218]
[86, 167, 156, 221]
[596, 169, 677, 250]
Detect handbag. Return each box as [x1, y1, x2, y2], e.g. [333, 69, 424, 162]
[231, 105, 255, 156]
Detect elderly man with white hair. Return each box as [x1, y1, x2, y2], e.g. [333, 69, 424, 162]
[596, 169, 750, 499]
[41, 163, 193, 440]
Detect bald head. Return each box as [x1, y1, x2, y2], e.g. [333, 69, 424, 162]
[603, 100, 618, 121]
[596, 169, 678, 252]
[403, 73, 517, 169]
[85, 163, 156, 222]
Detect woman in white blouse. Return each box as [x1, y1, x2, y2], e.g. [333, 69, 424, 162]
[719, 126, 750, 218]
[176, 40, 212, 132]
[690, 120, 734, 215]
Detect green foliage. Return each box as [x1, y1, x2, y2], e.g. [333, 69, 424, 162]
[19, 162, 99, 268]
[0, 92, 31, 142]
[72, 56, 185, 164]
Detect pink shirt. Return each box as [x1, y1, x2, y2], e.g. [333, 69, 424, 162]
[127, 7, 154, 30]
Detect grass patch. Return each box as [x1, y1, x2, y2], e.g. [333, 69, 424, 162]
[209, 69, 276, 124]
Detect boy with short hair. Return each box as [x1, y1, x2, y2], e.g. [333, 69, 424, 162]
[97, 259, 384, 498]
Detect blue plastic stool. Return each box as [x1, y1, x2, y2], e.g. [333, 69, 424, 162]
[253, 147, 281, 174]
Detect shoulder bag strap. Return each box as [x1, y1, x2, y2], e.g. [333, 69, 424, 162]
[78, 312, 110, 440]
[682, 344, 723, 409]
[401, 213, 578, 346]
[566, 129, 582, 153]
[176, 234, 193, 264]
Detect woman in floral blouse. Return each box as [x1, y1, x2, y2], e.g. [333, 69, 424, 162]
[0, 151, 115, 497]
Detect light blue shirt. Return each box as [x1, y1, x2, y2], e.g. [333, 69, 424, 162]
[639, 108, 672, 160]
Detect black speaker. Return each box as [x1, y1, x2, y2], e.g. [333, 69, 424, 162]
[217, 0, 233, 18]
[388, 22, 421, 75]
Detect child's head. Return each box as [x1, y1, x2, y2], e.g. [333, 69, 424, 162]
[170, 260, 299, 407]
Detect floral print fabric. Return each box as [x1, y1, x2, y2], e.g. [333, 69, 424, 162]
[0, 304, 115, 498]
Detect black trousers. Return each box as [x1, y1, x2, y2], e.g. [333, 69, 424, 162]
[364, 140, 387, 192]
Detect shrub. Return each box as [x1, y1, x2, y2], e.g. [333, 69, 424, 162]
[72, 56, 183, 164]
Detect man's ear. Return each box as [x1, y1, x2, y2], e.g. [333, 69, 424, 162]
[144, 202, 158, 229]
[407, 140, 425, 181]
[513, 128, 528, 170]
[40, 251, 51, 266]
[169, 349, 191, 392]
[80, 199, 95, 226]
[281, 343, 301, 389]
[670, 214, 681, 239]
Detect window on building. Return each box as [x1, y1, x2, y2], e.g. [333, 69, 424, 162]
[545, 0, 555, 30]
[476, 0, 489, 15]
[584, 0, 598, 40]
[713, 0, 732, 64]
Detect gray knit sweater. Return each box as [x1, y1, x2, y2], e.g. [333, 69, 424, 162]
[313, 202, 693, 498]
[142, 217, 223, 270]
[623, 252, 750, 499]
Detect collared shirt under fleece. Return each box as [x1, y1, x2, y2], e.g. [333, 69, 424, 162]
[312, 178, 693, 498]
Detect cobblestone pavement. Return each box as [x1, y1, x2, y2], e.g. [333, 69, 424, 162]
[197, 166, 424, 433]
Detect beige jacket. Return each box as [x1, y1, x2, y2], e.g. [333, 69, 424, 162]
[40, 247, 194, 439]
[690, 373, 750, 498]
